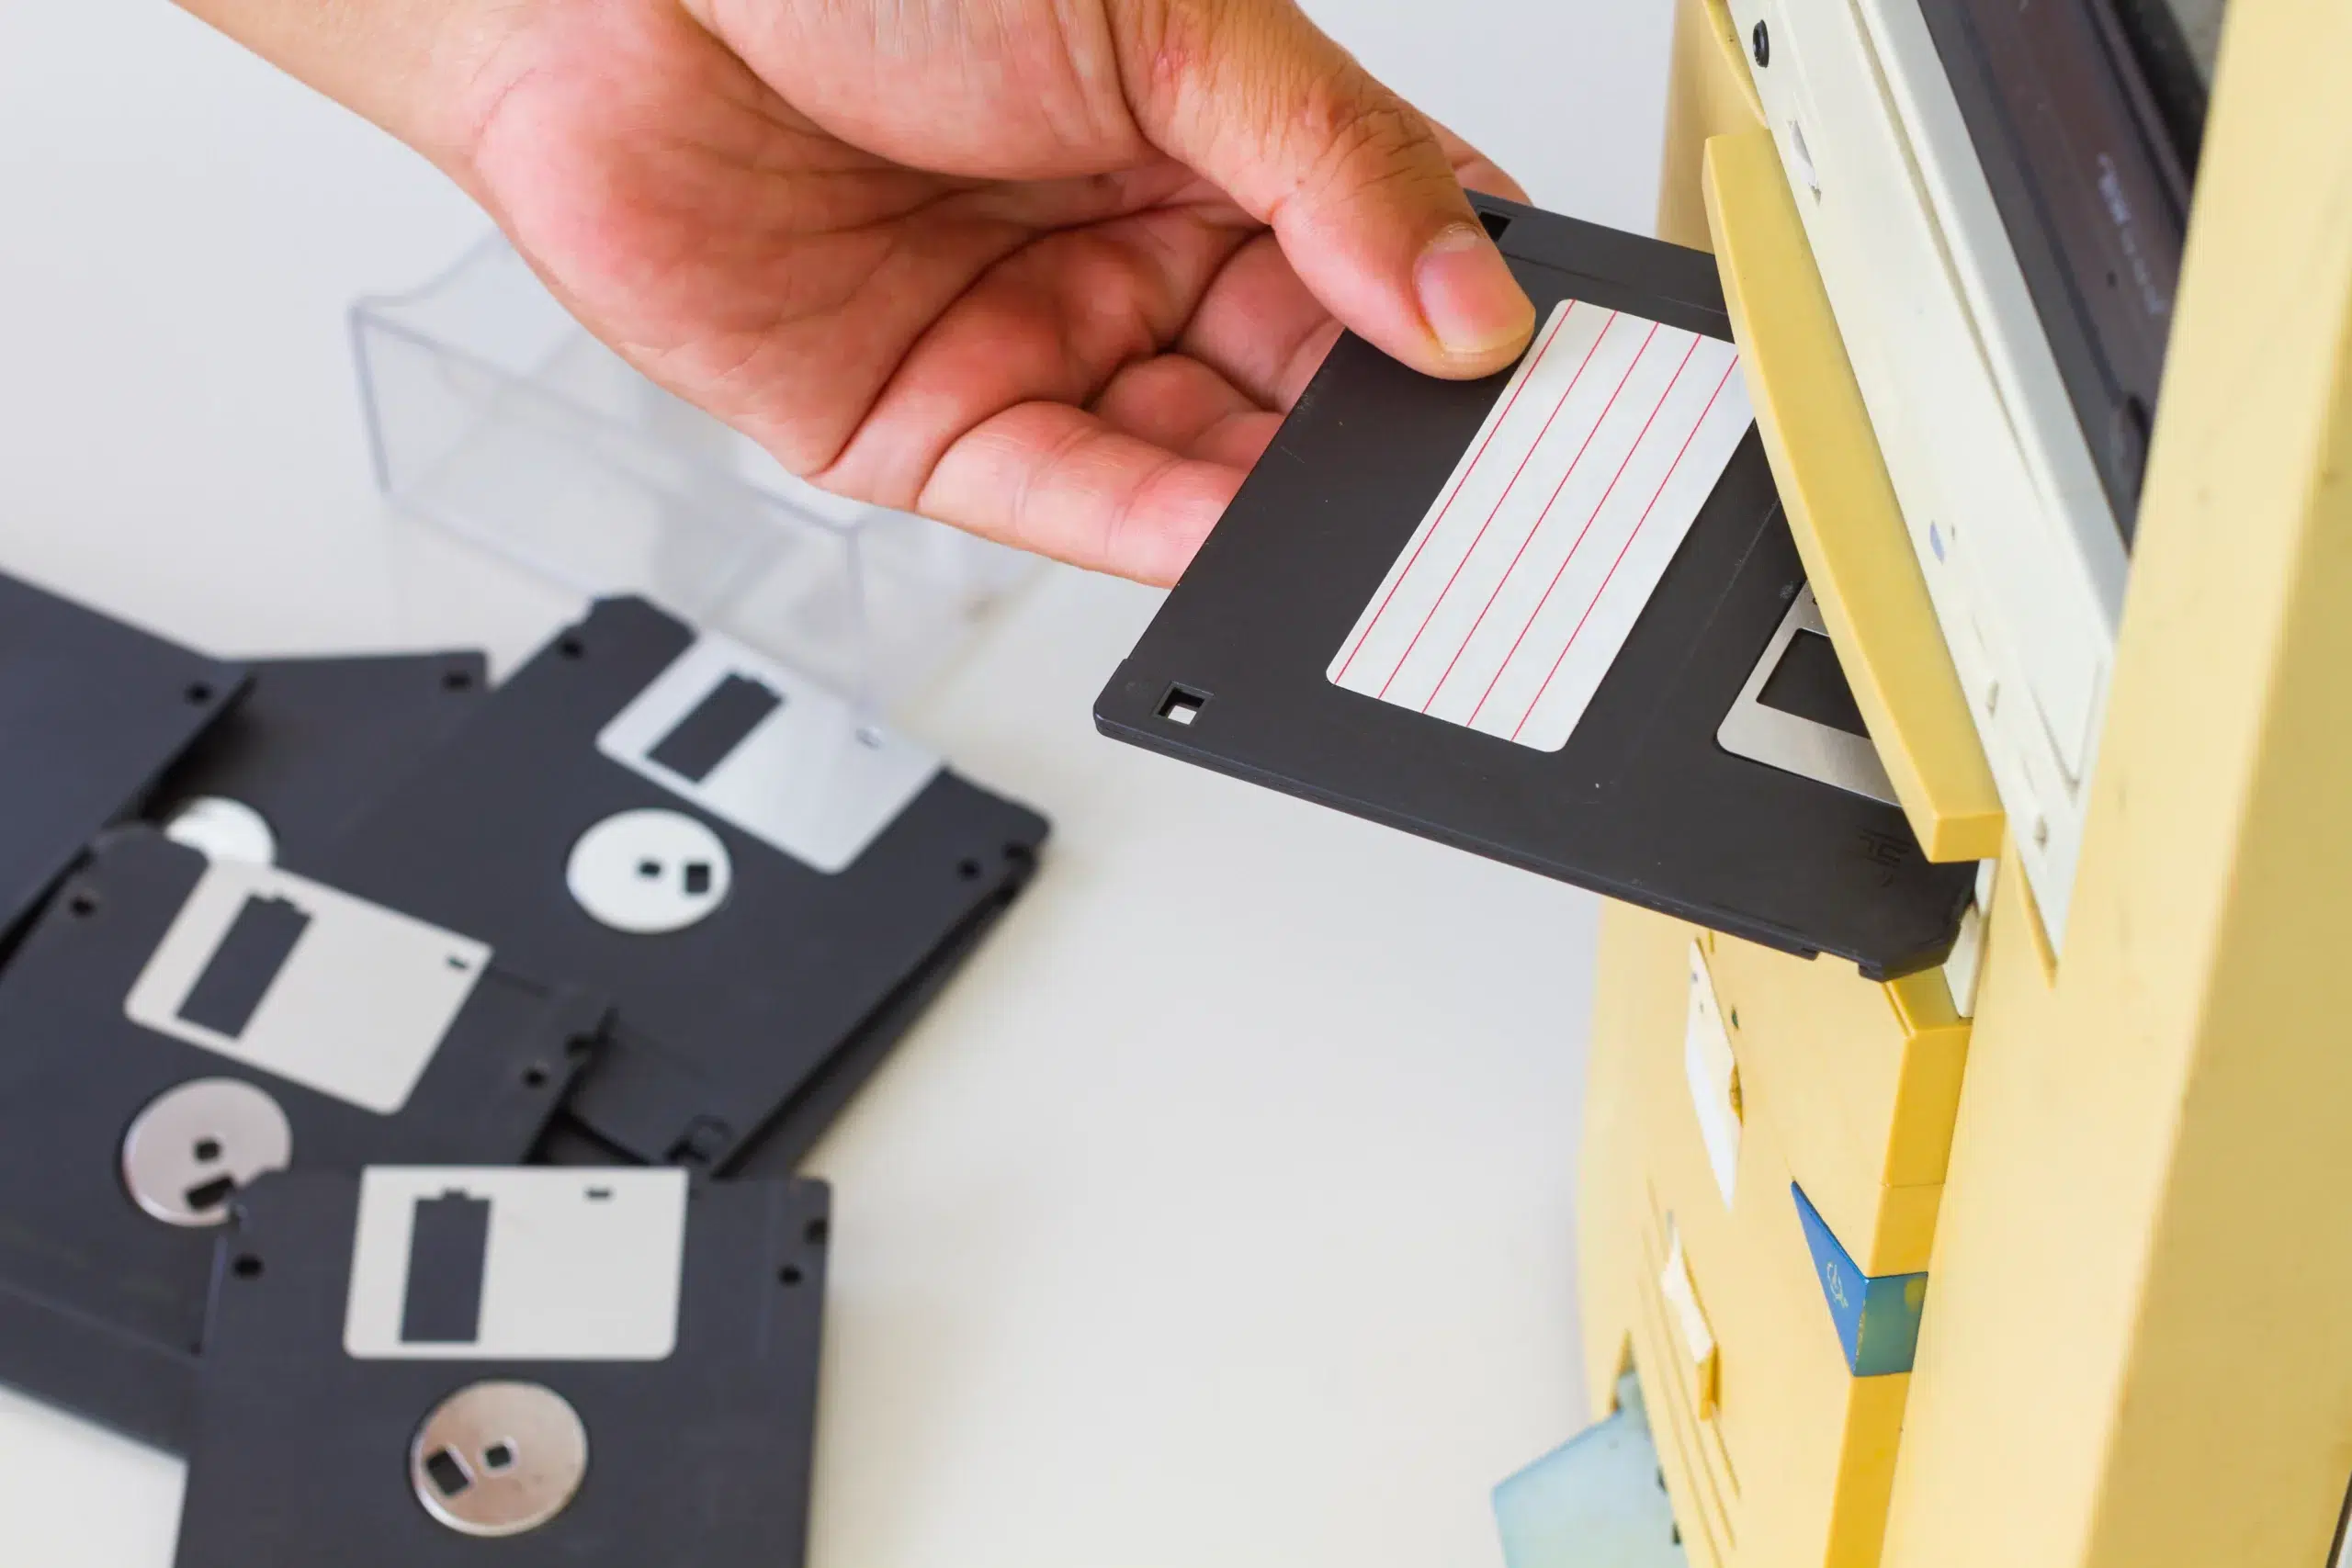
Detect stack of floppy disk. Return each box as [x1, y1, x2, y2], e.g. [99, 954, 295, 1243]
[0, 570, 1046, 1563]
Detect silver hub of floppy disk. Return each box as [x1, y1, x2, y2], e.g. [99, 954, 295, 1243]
[119, 1077, 292, 1227]
[161, 795, 278, 867]
[409, 1379, 589, 1537]
[564, 808, 734, 935]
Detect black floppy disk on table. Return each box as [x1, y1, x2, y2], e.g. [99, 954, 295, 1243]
[317, 595, 1049, 1170]
[1094, 197, 1972, 980]
[145, 651, 490, 869]
[176, 1168, 827, 1567]
[0, 571, 245, 942]
[0, 829, 607, 1451]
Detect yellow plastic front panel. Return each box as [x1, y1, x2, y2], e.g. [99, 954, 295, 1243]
[1706, 937, 1967, 1277]
[1872, 4, 2352, 1564]
[1598, 906, 1916, 1568]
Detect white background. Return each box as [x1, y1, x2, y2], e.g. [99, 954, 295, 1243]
[0, 2, 1672, 1563]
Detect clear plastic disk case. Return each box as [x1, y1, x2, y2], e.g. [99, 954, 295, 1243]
[354, 237, 1037, 708]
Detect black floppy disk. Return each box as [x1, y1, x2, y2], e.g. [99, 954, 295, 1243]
[722, 873, 1021, 1176]
[0, 829, 607, 1450]
[318, 596, 1049, 1169]
[1094, 197, 1972, 979]
[0, 571, 246, 942]
[145, 651, 491, 869]
[177, 1168, 828, 1566]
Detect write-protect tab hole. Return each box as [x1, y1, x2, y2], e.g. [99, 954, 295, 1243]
[1157, 685, 1208, 727]
[425, 1448, 474, 1497]
[1478, 210, 1511, 243]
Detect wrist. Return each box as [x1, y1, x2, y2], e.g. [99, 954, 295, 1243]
[171, 0, 543, 189]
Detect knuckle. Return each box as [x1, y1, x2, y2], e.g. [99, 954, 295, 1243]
[1298, 87, 1443, 201]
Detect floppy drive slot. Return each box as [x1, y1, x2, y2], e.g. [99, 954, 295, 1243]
[1096, 197, 1973, 980]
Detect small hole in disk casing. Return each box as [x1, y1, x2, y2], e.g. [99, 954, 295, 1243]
[778, 1264, 804, 1287]
[183, 1176, 237, 1212]
[424, 1448, 473, 1497]
[1157, 685, 1208, 726]
[232, 1254, 264, 1279]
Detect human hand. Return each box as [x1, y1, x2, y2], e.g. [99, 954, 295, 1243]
[199, 0, 1538, 583]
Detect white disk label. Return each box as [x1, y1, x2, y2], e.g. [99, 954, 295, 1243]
[1329, 299, 1756, 751]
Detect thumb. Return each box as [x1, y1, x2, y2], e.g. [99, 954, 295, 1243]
[1116, 0, 1536, 379]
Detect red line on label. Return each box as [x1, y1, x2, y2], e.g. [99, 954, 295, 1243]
[1332, 306, 1575, 683]
[1378, 310, 1617, 704]
[1466, 327, 1687, 728]
[1510, 355, 1741, 742]
[1421, 311, 1642, 715]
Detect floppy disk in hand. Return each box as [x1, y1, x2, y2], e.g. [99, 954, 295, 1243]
[1095, 198, 1971, 979]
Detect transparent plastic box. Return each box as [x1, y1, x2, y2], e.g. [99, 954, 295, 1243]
[353, 235, 1037, 708]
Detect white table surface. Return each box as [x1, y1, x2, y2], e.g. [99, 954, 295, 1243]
[0, 2, 1669, 1562]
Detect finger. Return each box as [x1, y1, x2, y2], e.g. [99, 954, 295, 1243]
[1092, 354, 1284, 468]
[1115, 0, 1535, 379]
[1091, 353, 1254, 447]
[1188, 408, 1282, 469]
[818, 204, 1256, 507]
[1176, 231, 1341, 409]
[918, 401, 1241, 585]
